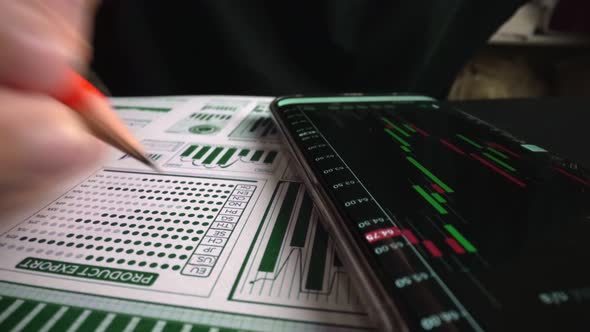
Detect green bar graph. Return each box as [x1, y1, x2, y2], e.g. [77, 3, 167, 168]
[263, 151, 278, 164]
[305, 223, 329, 291]
[407, 157, 454, 193]
[413, 185, 448, 214]
[193, 146, 211, 159]
[290, 193, 313, 247]
[181, 145, 198, 157]
[250, 150, 264, 162]
[445, 224, 477, 252]
[218, 148, 237, 165]
[456, 134, 483, 149]
[258, 183, 300, 272]
[384, 128, 410, 147]
[483, 152, 516, 171]
[238, 149, 250, 157]
[203, 147, 224, 164]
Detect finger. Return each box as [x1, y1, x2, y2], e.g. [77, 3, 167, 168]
[0, 87, 107, 193]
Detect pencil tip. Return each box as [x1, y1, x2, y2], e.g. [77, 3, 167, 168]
[137, 155, 162, 173]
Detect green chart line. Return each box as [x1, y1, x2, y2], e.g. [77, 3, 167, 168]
[180, 145, 198, 157]
[381, 118, 410, 137]
[263, 151, 278, 164]
[413, 185, 448, 214]
[238, 149, 250, 157]
[384, 128, 410, 147]
[486, 146, 509, 159]
[218, 148, 237, 165]
[258, 183, 300, 272]
[290, 192, 313, 247]
[407, 157, 454, 193]
[483, 152, 516, 172]
[306, 222, 329, 291]
[403, 123, 417, 133]
[432, 193, 447, 203]
[456, 134, 483, 149]
[113, 106, 170, 113]
[401, 146, 412, 153]
[250, 150, 264, 162]
[193, 146, 211, 159]
[203, 147, 224, 164]
[444, 224, 477, 253]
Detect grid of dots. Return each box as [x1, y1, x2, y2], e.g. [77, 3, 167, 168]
[0, 171, 250, 274]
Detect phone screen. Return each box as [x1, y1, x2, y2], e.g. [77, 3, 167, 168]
[271, 96, 590, 331]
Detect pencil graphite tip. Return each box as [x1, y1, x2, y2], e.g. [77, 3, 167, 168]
[142, 157, 162, 173]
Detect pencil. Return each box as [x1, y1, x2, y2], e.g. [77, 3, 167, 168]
[55, 69, 159, 171]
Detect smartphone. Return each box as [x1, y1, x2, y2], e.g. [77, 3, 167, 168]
[270, 94, 590, 331]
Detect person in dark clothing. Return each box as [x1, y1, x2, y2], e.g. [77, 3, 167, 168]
[0, 0, 522, 214]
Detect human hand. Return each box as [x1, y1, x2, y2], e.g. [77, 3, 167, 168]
[0, 0, 106, 215]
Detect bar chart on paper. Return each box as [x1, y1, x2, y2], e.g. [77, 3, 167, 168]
[230, 103, 279, 142]
[165, 144, 281, 174]
[230, 182, 364, 313]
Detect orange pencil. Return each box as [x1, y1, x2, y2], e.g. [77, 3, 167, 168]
[54, 69, 159, 171]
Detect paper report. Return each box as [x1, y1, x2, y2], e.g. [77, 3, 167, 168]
[0, 96, 372, 331]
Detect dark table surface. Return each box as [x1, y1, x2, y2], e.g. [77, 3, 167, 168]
[453, 98, 589, 168]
